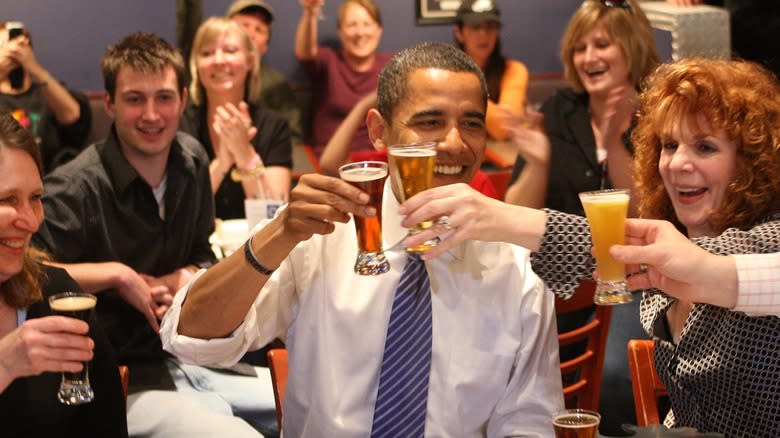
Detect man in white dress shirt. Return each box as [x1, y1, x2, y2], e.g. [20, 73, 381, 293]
[161, 42, 563, 437]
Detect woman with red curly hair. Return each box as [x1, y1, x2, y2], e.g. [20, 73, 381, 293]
[398, 57, 780, 436]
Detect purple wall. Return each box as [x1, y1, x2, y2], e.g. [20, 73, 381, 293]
[6, 0, 582, 92]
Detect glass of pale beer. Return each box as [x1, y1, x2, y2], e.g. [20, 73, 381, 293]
[579, 188, 632, 305]
[339, 161, 390, 275]
[48, 291, 98, 405]
[552, 409, 601, 438]
[387, 141, 437, 253]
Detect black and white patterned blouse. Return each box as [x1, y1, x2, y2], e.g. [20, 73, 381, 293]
[532, 209, 780, 437]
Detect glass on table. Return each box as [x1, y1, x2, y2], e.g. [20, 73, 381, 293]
[339, 161, 390, 275]
[48, 292, 98, 405]
[579, 188, 632, 305]
[387, 141, 437, 253]
[552, 408, 601, 438]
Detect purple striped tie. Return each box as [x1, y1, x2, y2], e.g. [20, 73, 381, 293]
[371, 254, 432, 438]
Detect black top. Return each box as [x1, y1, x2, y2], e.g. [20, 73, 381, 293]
[533, 210, 780, 437]
[1, 265, 128, 437]
[509, 88, 633, 216]
[0, 82, 91, 174]
[180, 101, 293, 220]
[33, 127, 216, 391]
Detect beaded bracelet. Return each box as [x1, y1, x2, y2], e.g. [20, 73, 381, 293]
[243, 234, 275, 276]
[231, 160, 265, 182]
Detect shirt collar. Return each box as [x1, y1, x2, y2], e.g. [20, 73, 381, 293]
[381, 180, 465, 261]
[98, 126, 141, 195]
[98, 126, 191, 196]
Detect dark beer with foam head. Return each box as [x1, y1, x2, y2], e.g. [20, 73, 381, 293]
[49, 292, 97, 405]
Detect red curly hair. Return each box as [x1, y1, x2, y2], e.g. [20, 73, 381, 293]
[632, 58, 780, 235]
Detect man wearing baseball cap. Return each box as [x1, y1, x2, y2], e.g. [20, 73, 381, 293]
[227, 0, 304, 146]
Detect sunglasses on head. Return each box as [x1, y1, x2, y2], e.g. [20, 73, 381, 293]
[600, 0, 631, 9]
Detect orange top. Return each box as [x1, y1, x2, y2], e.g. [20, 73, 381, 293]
[486, 59, 529, 141]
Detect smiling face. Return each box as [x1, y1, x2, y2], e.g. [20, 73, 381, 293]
[572, 24, 631, 97]
[196, 30, 252, 96]
[0, 147, 43, 283]
[338, 2, 382, 64]
[454, 22, 500, 69]
[105, 66, 186, 161]
[232, 12, 270, 57]
[368, 68, 487, 201]
[658, 115, 738, 237]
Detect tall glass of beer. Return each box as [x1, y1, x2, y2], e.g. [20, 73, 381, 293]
[339, 161, 390, 275]
[579, 188, 632, 305]
[387, 141, 437, 253]
[48, 291, 98, 405]
[552, 409, 601, 438]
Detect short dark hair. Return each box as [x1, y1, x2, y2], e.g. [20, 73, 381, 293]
[377, 42, 488, 121]
[101, 32, 186, 101]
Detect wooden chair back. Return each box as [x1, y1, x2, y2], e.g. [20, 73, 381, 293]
[267, 348, 289, 430]
[302, 144, 321, 173]
[118, 365, 129, 406]
[555, 279, 612, 410]
[627, 339, 669, 426]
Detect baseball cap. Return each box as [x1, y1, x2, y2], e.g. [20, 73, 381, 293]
[226, 0, 275, 24]
[456, 0, 501, 26]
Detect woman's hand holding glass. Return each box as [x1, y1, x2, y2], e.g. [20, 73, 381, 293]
[0, 316, 94, 389]
[398, 183, 547, 259]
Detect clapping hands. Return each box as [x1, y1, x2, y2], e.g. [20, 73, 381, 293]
[212, 101, 258, 170]
[498, 104, 550, 168]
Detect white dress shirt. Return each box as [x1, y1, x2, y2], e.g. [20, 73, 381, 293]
[733, 253, 780, 317]
[161, 181, 563, 437]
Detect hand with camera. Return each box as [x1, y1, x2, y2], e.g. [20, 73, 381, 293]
[0, 44, 18, 82]
[0, 22, 25, 89]
[0, 22, 83, 135]
[4, 34, 46, 86]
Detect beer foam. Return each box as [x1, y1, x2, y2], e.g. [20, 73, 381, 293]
[341, 167, 387, 182]
[389, 148, 436, 158]
[553, 413, 600, 428]
[50, 295, 97, 312]
[581, 193, 629, 203]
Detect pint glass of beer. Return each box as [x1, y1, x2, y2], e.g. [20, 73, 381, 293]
[387, 141, 437, 253]
[48, 292, 98, 405]
[552, 409, 601, 438]
[339, 161, 390, 275]
[579, 188, 632, 305]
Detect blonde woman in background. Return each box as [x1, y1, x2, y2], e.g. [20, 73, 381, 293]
[181, 17, 292, 220]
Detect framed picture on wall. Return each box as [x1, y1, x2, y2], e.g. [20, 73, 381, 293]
[417, 0, 463, 25]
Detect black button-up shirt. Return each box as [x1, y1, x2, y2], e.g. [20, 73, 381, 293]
[34, 127, 216, 391]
